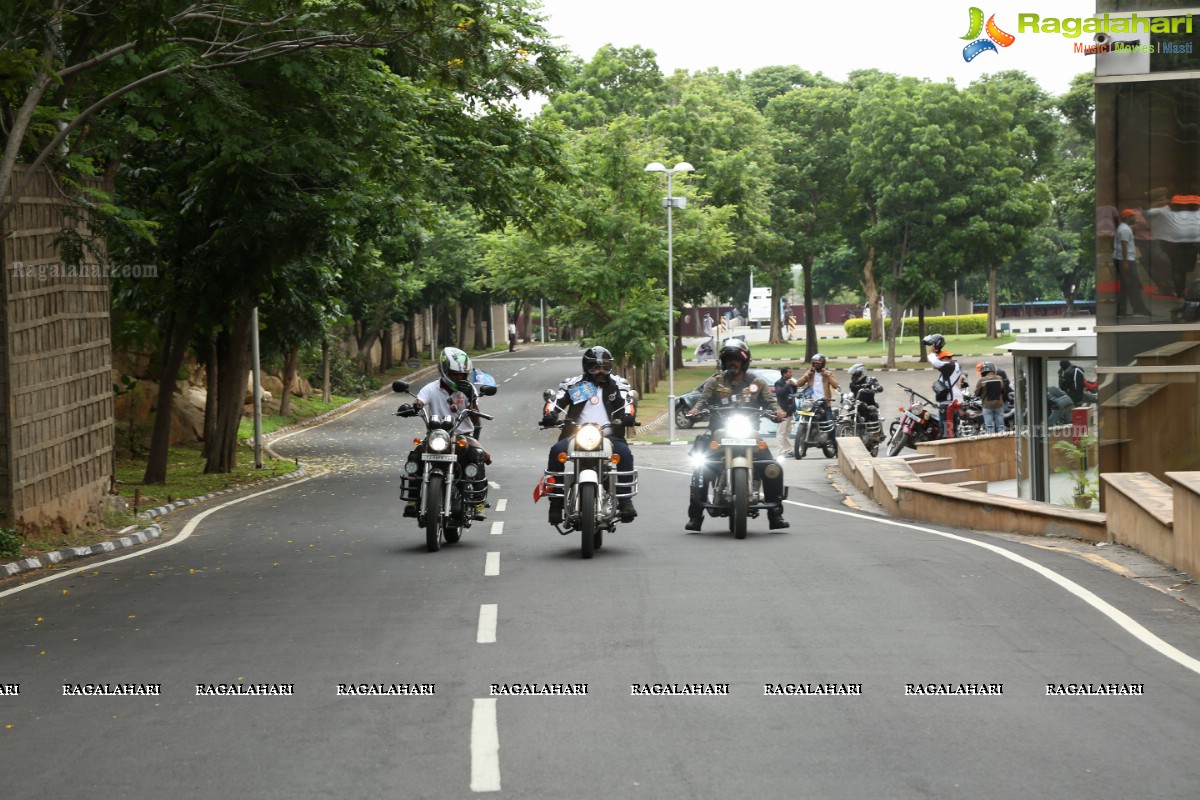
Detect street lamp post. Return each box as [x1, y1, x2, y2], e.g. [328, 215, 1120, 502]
[645, 161, 693, 441]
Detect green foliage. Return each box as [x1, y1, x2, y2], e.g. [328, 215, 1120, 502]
[1054, 433, 1099, 502]
[843, 314, 988, 338]
[0, 527, 21, 559]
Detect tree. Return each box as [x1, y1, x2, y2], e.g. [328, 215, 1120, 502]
[762, 84, 858, 353]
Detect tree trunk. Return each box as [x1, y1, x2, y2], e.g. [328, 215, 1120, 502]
[279, 345, 298, 417]
[521, 299, 532, 343]
[203, 334, 220, 458]
[802, 258, 817, 361]
[380, 325, 393, 373]
[863, 245, 882, 342]
[143, 312, 196, 484]
[987, 267, 998, 338]
[474, 302, 487, 350]
[321, 337, 331, 404]
[768, 272, 785, 345]
[205, 302, 255, 474]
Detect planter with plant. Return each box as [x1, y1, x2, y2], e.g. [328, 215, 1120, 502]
[1054, 432, 1099, 509]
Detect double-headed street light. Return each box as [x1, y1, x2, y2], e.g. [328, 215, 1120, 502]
[645, 160, 694, 441]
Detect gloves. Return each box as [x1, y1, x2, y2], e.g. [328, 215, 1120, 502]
[396, 404, 416, 417]
[611, 409, 628, 424]
[541, 412, 559, 427]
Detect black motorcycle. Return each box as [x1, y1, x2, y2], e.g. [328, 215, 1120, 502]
[394, 380, 495, 552]
[837, 379, 885, 456]
[793, 393, 838, 459]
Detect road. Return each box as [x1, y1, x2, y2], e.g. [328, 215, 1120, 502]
[2, 343, 1199, 799]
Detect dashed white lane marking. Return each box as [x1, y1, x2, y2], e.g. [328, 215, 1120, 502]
[470, 698, 501, 792]
[496, 499, 507, 512]
[489, 481, 501, 489]
[490, 521, 504, 536]
[477, 604, 498, 643]
[0, 476, 316, 599]
[485, 552, 500, 576]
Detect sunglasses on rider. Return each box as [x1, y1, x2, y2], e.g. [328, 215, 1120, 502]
[588, 365, 611, 376]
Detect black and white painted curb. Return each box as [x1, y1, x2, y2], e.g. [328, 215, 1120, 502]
[1, 467, 310, 580]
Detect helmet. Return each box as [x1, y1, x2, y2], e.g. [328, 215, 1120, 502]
[980, 361, 997, 375]
[582, 346, 614, 379]
[811, 353, 827, 371]
[922, 333, 945, 352]
[718, 339, 751, 371]
[849, 363, 866, 382]
[438, 347, 473, 392]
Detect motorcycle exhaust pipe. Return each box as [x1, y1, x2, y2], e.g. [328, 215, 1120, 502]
[763, 463, 782, 480]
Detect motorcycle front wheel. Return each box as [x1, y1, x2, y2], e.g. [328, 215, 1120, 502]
[822, 437, 838, 459]
[424, 473, 444, 552]
[580, 483, 597, 559]
[732, 467, 749, 540]
[885, 430, 910, 458]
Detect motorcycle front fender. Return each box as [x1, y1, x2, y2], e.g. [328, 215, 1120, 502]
[577, 468, 600, 485]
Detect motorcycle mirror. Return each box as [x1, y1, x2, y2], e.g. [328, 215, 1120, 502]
[392, 380, 410, 393]
[479, 384, 498, 397]
[629, 389, 640, 401]
[542, 389, 556, 402]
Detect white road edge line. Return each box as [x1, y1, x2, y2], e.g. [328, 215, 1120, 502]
[641, 465, 1200, 676]
[470, 698, 501, 792]
[477, 604, 498, 643]
[490, 521, 504, 536]
[785, 497, 1200, 677]
[485, 552, 500, 577]
[496, 499, 507, 512]
[0, 476, 316, 600]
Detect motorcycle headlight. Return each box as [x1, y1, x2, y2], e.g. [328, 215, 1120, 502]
[428, 431, 451, 452]
[800, 399, 814, 412]
[725, 416, 753, 439]
[574, 424, 603, 451]
[690, 452, 709, 469]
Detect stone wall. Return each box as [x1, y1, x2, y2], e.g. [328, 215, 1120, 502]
[1, 166, 113, 531]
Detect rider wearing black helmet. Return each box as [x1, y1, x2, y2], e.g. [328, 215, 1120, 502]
[923, 333, 963, 437]
[541, 346, 638, 525]
[684, 339, 789, 531]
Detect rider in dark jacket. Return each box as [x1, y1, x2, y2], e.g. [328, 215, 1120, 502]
[684, 340, 788, 531]
[541, 346, 638, 525]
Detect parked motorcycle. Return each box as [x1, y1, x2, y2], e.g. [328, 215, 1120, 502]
[538, 391, 639, 559]
[837, 381, 885, 457]
[394, 380, 495, 552]
[793, 392, 838, 460]
[692, 402, 787, 540]
[884, 383, 943, 457]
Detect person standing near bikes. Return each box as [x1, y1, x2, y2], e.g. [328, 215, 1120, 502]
[923, 334, 963, 438]
[774, 366, 797, 458]
[793, 354, 840, 424]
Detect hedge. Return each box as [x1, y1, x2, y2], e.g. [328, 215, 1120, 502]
[843, 313, 988, 338]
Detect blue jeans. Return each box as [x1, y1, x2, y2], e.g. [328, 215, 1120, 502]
[983, 406, 1004, 434]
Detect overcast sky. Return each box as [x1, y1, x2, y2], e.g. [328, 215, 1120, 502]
[532, 0, 1098, 98]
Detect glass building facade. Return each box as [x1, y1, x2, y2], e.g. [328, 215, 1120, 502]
[1093, 3, 1200, 486]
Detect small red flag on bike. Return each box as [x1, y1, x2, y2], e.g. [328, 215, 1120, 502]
[533, 474, 551, 503]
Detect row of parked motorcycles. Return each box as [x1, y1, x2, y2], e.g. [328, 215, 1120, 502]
[882, 377, 1015, 458]
[792, 372, 1017, 460]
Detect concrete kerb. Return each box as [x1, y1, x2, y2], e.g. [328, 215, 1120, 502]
[1, 363, 447, 580]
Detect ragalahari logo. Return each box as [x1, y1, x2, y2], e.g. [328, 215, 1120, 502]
[961, 7, 1016, 61]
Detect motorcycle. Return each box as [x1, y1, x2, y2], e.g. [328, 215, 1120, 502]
[691, 401, 787, 540]
[538, 391, 639, 559]
[837, 380, 885, 457]
[792, 391, 838, 460]
[884, 383, 943, 457]
[394, 379, 496, 552]
[956, 391, 986, 437]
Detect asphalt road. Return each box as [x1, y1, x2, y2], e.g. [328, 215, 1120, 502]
[2, 343, 1199, 799]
